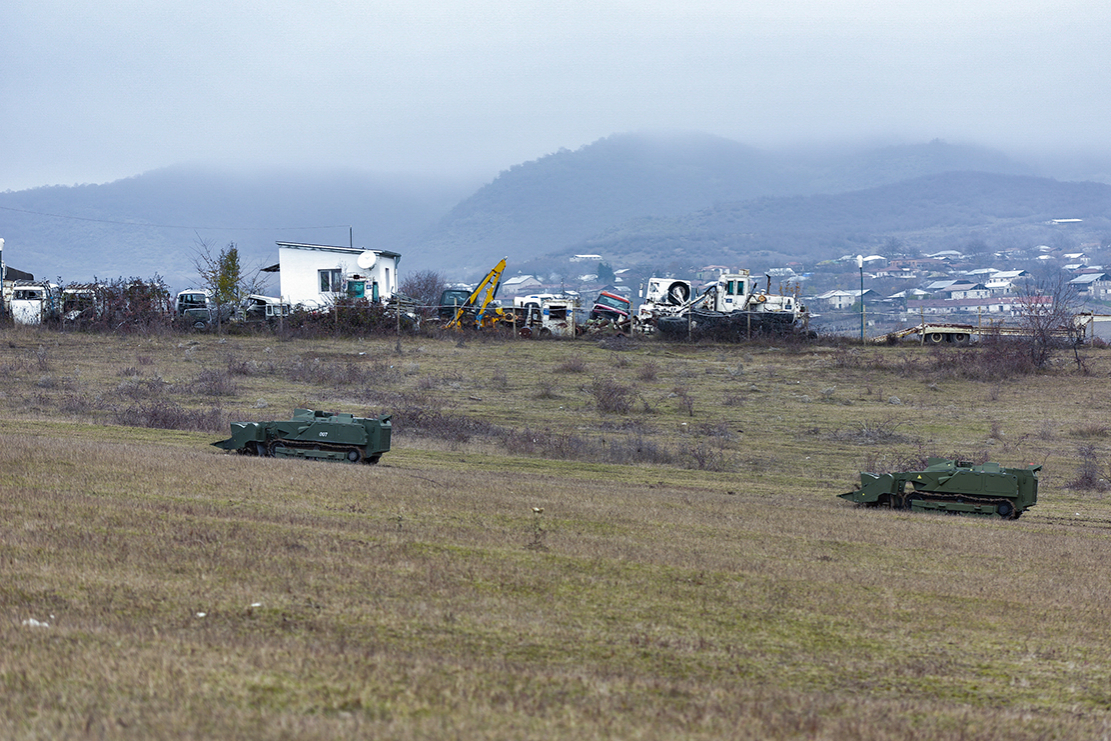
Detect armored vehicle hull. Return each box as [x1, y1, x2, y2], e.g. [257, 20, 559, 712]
[840, 457, 1040, 519]
[213, 408, 391, 464]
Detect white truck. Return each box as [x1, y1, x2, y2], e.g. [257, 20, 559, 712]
[655, 270, 808, 340]
[635, 278, 693, 332]
[7, 281, 61, 325]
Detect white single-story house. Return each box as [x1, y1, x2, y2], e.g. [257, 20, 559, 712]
[1070, 272, 1111, 299]
[501, 275, 544, 295]
[268, 241, 401, 309]
[942, 282, 990, 300]
[814, 289, 877, 310]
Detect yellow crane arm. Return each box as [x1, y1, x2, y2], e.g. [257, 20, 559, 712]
[445, 258, 508, 329]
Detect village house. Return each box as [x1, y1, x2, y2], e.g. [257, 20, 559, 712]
[942, 282, 991, 300]
[501, 274, 544, 295]
[1069, 271, 1111, 300]
[814, 288, 877, 310]
[268, 241, 401, 309]
[906, 295, 1051, 318]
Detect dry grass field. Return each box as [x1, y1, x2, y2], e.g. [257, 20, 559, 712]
[3, 325, 1111, 739]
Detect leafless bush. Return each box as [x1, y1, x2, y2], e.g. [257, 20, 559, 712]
[671, 386, 695, 417]
[556, 355, 588, 373]
[683, 443, 734, 471]
[535, 381, 560, 399]
[392, 405, 507, 442]
[191, 369, 239, 396]
[830, 416, 912, 446]
[722, 392, 744, 407]
[115, 376, 167, 400]
[1066, 445, 1110, 492]
[490, 368, 509, 391]
[285, 357, 397, 386]
[112, 400, 227, 431]
[1073, 424, 1110, 439]
[592, 376, 633, 414]
[225, 355, 268, 376]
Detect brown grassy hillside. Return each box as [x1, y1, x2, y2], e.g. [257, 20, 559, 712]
[3, 327, 1111, 739]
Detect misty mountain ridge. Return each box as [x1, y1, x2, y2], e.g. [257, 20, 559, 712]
[413, 133, 1039, 274]
[565, 171, 1111, 271]
[0, 131, 1105, 289]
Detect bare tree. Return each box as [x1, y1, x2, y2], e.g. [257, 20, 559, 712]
[399, 269, 446, 317]
[1015, 274, 1081, 368]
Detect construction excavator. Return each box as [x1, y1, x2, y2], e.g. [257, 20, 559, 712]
[442, 258, 517, 331]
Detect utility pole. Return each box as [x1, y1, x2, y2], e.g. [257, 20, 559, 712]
[857, 254, 865, 343]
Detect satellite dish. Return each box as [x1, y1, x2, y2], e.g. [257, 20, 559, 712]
[357, 251, 378, 270]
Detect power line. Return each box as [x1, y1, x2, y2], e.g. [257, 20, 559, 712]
[0, 203, 348, 232]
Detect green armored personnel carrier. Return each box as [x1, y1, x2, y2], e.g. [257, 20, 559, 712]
[213, 408, 391, 464]
[840, 457, 1041, 519]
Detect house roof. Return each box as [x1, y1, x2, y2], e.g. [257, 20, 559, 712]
[503, 275, 541, 286]
[275, 241, 401, 260]
[1069, 272, 1109, 284]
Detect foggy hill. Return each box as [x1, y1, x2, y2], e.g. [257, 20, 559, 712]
[0, 167, 473, 290]
[0, 133, 1082, 289]
[408, 133, 1036, 275]
[564, 171, 1111, 269]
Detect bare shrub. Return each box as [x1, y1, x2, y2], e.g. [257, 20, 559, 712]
[831, 416, 911, 446]
[1073, 424, 1110, 439]
[636, 362, 659, 382]
[285, 357, 397, 386]
[683, 442, 733, 471]
[490, 367, 509, 391]
[535, 381, 559, 399]
[923, 341, 1036, 382]
[225, 355, 265, 376]
[1066, 445, 1110, 492]
[115, 376, 167, 401]
[112, 400, 227, 431]
[191, 369, 239, 397]
[671, 386, 694, 417]
[592, 376, 633, 414]
[392, 405, 507, 442]
[556, 355, 588, 373]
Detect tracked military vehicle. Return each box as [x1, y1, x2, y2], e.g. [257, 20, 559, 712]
[840, 457, 1041, 519]
[213, 408, 391, 464]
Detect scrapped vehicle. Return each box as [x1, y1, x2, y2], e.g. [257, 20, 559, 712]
[175, 289, 214, 328]
[585, 290, 632, 334]
[212, 408, 391, 464]
[62, 285, 102, 325]
[8, 281, 61, 325]
[656, 270, 807, 340]
[839, 457, 1041, 519]
[238, 294, 292, 323]
[515, 294, 579, 338]
[635, 278, 692, 332]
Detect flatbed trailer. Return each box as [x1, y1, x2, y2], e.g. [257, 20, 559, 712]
[875, 314, 1105, 345]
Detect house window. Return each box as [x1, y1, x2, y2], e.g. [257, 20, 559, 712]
[319, 269, 343, 293]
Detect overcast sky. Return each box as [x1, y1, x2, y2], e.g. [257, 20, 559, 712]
[3, 0, 1110, 192]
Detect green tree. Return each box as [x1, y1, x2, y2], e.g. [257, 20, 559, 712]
[193, 239, 263, 332]
[597, 261, 615, 285]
